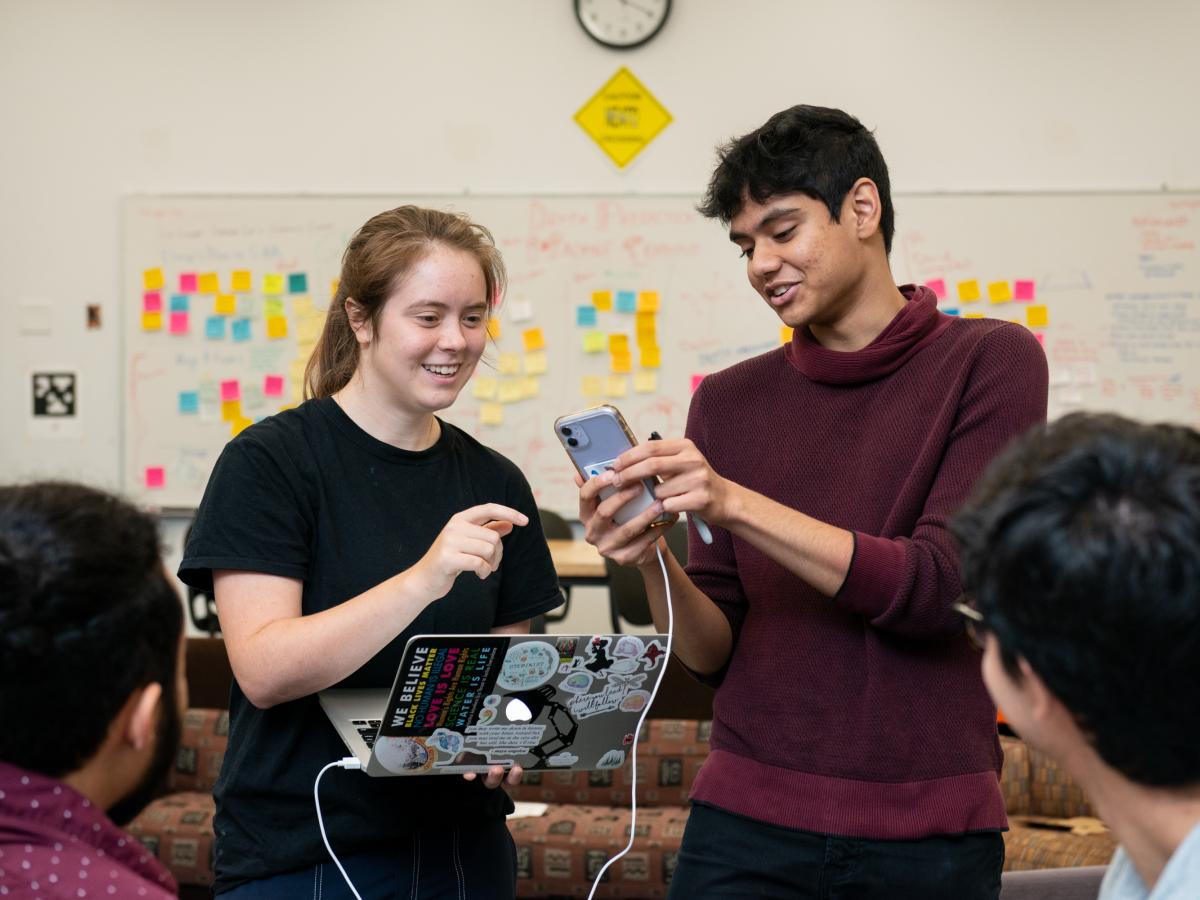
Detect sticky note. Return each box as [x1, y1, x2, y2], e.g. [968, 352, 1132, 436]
[925, 278, 947, 299]
[231, 416, 253, 437]
[510, 300, 534, 323]
[781, 326, 794, 344]
[576, 306, 598, 327]
[179, 273, 198, 293]
[1035, 332, 1045, 346]
[497, 380, 522, 403]
[141, 311, 162, 331]
[988, 281, 1012, 303]
[263, 298, 284, 319]
[142, 291, 163, 312]
[143, 268, 164, 291]
[262, 374, 284, 397]
[263, 274, 285, 295]
[198, 272, 220, 294]
[633, 371, 658, 394]
[616, 290, 637, 313]
[498, 353, 520, 375]
[231, 318, 251, 342]
[472, 377, 498, 400]
[523, 351, 548, 375]
[522, 328, 545, 352]
[168, 294, 188, 313]
[178, 391, 199, 414]
[957, 280, 981, 302]
[518, 376, 540, 399]
[581, 375, 603, 399]
[200, 316, 223, 340]
[220, 379, 241, 402]
[608, 334, 629, 354]
[636, 291, 660, 313]
[330, 278, 340, 298]
[480, 403, 503, 426]
[640, 346, 661, 369]
[582, 331, 606, 353]
[1026, 305, 1049, 328]
[486, 318, 501, 340]
[605, 376, 627, 397]
[1014, 280, 1036, 302]
[592, 290, 613, 311]
[942, 308, 960, 317]
[168, 311, 189, 335]
[231, 270, 252, 292]
[144, 466, 165, 488]
[964, 312, 985, 319]
[610, 352, 632, 374]
[288, 273, 308, 294]
[690, 374, 706, 393]
[214, 294, 237, 316]
[221, 399, 242, 422]
[266, 316, 288, 339]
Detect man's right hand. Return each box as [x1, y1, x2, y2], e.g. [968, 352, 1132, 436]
[577, 472, 671, 569]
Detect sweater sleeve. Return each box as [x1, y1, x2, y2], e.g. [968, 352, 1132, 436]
[835, 324, 1048, 638]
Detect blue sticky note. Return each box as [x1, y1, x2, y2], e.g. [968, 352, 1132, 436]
[576, 305, 597, 327]
[178, 390, 200, 414]
[942, 307, 960, 317]
[231, 318, 251, 342]
[616, 290, 637, 313]
[288, 273, 308, 294]
[169, 293, 190, 312]
[205, 315, 226, 339]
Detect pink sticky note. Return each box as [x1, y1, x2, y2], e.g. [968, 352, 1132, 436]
[1014, 280, 1036, 301]
[145, 466, 165, 489]
[263, 374, 284, 397]
[219, 379, 241, 402]
[143, 291, 162, 312]
[168, 311, 189, 334]
[179, 273, 198, 293]
[925, 278, 947, 299]
[1035, 333, 1045, 345]
[690, 374, 706, 393]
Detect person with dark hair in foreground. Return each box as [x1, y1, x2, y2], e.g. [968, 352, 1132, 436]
[954, 412, 1200, 900]
[577, 104, 1048, 897]
[0, 481, 186, 899]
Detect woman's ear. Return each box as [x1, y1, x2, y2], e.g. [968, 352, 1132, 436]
[344, 298, 372, 346]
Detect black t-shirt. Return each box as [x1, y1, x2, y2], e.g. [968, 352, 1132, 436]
[179, 397, 562, 892]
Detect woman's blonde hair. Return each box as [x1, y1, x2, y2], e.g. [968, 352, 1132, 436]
[304, 206, 505, 399]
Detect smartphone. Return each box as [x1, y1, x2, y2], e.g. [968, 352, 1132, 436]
[554, 405, 673, 528]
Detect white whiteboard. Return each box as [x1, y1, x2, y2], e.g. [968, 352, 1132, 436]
[123, 192, 1200, 512]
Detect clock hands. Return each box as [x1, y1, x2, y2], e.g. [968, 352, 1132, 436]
[617, 0, 657, 18]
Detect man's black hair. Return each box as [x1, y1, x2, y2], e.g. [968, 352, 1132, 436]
[697, 104, 895, 253]
[0, 481, 183, 778]
[953, 413, 1200, 788]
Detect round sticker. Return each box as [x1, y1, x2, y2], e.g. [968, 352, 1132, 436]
[375, 737, 433, 774]
[560, 671, 594, 694]
[497, 641, 557, 690]
[613, 635, 645, 658]
[619, 690, 651, 713]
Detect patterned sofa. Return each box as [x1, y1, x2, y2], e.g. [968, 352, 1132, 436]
[127, 639, 1116, 898]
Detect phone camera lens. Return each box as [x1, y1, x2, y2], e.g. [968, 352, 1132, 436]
[561, 426, 573, 436]
[567, 437, 578, 447]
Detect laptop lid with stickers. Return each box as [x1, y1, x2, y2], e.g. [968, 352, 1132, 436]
[365, 633, 669, 777]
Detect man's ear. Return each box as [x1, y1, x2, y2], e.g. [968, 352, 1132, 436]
[846, 178, 883, 243]
[124, 682, 163, 752]
[1016, 657, 1060, 725]
[344, 298, 372, 346]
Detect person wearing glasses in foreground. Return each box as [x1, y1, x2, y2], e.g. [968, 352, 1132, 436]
[953, 412, 1200, 900]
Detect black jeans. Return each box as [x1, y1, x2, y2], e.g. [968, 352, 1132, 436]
[668, 802, 1004, 900]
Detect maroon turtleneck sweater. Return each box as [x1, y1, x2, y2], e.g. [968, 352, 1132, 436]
[684, 285, 1048, 839]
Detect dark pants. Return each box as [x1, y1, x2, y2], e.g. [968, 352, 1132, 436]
[668, 802, 1004, 900]
[219, 820, 517, 900]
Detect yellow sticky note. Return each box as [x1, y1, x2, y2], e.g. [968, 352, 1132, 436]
[957, 279, 981, 303]
[640, 346, 661, 369]
[964, 312, 985, 319]
[264, 298, 285, 319]
[266, 316, 288, 339]
[473, 377, 498, 400]
[633, 371, 658, 394]
[592, 290, 613, 311]
[523, 351, 548, 376]
[143, 267, 164, 291]
[605, 376, 628, 397]
[1026, 305, 1049, 328]
[231, 416, 253, 437]
[611, 352, 632, 374]
[214, 294, 237, 316]
[497, 380, 522, 403]
[635, 311, 656, 331]
[581, 375, 603, 399]
[480, 403, 503, 426]
[636, 291, 660, 313]
[498, 353, 520, 376]
[781, 326, 794, 344]
[582, 331, 607, 353]
[519, 376, 540, 399]
[221, 399, 242, 422]
[293, 296, 315, 317]
[988, 281, 1012, 303]
[141, 310, 162, 331]
[231, 270, 252, 292]
[296, 315, 325, 345]
[522, 328, 546, 352]
[486, 318, 501, 340]
[330, 278, 340, 298]
[198, 272, 220, 294]
[608, 334, 629, 354]
[263, 274, 285, 295]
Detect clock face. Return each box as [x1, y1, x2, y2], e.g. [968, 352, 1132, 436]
[575, 0, 671, 50]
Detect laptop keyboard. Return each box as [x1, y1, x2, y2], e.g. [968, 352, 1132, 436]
[351, 719, 382, 748]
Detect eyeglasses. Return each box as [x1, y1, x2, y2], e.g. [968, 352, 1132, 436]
[951, 598, 988, 651]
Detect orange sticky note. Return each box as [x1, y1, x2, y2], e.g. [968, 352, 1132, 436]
[197, 272, 220, 294]
[639, 346, 661, 369]
[214, 294, 237, 315]
[142, 268, 164, 291]
[781, 326, 794, 344]
[266, 316, 288, 339]
[988, 281, 1012, 303]
[957, 280, 981, 302]
[522, 328, 545, 352]
[141, 311, 162, 331]
[592, 290, 613, 311]
[1026, 305, 1049, 328]
[221, 399, 242, 422]
[231, 416, 253, 437]
[636, 291, 660, 313]
[608, 334, 629, 354]
[610, 352, 632, 374]
[231, 270, 252, 292]
[486, 318, 501, 340]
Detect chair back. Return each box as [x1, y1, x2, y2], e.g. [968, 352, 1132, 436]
[608, 519, 689, 630]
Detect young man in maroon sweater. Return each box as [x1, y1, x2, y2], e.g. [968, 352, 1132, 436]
[578, 105, 1049, 897]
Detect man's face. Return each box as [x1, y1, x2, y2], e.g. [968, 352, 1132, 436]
[728, 191, 865, 331]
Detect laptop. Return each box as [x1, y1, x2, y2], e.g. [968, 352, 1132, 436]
[319, 632, 669, 777]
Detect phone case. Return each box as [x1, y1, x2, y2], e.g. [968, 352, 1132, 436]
[554, 405, 672, 527]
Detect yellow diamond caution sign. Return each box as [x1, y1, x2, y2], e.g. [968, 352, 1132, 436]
[574, 67, 673, 169]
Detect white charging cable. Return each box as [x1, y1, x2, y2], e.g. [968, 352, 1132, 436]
[314, 757, 365, 900]
[586, 540, 674, 899]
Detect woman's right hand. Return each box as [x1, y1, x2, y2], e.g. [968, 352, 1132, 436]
[412, 504, 528, 601]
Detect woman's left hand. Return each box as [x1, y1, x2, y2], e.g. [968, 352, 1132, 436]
[463, 764, 523, 789]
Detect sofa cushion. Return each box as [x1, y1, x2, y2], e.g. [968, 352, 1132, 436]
[1003, 821, 1116, 871]
[167, 708, 229, 793]
[125, 790, 217, 888]
[1026, 744, 1095, 818]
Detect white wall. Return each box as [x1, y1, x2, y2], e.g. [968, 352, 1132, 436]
[2, 0, 1198, 632]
